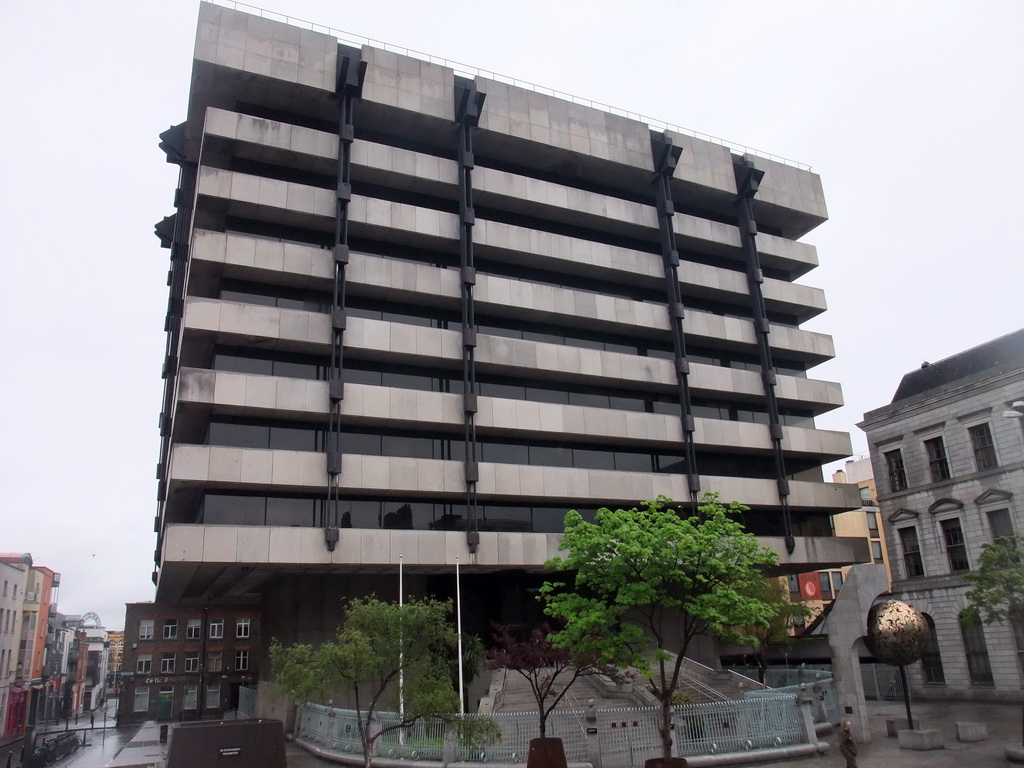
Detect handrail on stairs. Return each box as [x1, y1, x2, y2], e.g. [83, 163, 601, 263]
[647, 655, 728, 702]
[561, 680, 590, 734]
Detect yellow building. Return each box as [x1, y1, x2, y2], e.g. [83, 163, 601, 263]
[789, 457, 892, 628]
[106, 630, 124, 682]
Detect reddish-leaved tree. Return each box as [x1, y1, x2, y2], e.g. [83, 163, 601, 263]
[485, 623, 620, 738]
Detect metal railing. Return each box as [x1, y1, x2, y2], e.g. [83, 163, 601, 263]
[820, 679, 840, 723]
[731, 664, 831, 689]
[596, 706, 663, 766]
[744, 682, 835, 725]
[732, 662, 907, 702]
[299, 694, 811, 767]
[860, 664, 907, 701]
[674, 696, 803, 756]
[300, 704, 364, 754]
[377, 714, 448, 761]
[458, 710, 590, 763]
[203, 0, 812, 171]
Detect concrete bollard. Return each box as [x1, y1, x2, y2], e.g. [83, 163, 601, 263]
[885, 717, 921, 736]
[897, 728, 944, 751]
[954, 721, 988, 742]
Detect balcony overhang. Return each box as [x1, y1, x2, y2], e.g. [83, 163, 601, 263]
[156, 524, 870, 602]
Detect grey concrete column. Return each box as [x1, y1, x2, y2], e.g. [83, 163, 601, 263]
[826, 563, 888, 743]
[796, 688, 821, 749]
[442, 725, 458, 767]
[811, 680, 830, 724]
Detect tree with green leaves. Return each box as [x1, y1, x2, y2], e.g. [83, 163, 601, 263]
[271, 596, 496, 768]
[962, 533, 1024, 749]
[541, 493, 779, 760]
[963, 534, 1024, 624]
[735, 576, 811, 684]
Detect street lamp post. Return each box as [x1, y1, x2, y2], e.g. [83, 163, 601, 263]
[1002, 400, 1024, 428]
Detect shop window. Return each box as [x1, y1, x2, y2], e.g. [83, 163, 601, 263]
[206, 684, 221, 710]
[133, 687, 150, 712]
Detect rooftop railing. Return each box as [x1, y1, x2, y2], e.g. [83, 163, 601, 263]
[204, 0, 812, 171]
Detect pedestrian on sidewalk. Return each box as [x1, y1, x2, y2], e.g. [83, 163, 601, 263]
[839, 720, 858, 768]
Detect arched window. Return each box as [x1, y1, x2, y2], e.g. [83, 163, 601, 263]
[1012, 615, 1024, 678]
[920, 613, 944, 684]
[959, 610, 993, 685]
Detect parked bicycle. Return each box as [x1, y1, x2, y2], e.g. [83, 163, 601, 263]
[30, 733, 81, 766]
[29, 740, 55, 768]
[53, 733, 82, 759]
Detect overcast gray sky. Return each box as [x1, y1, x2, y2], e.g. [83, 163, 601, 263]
[1, 1, 1021, 630]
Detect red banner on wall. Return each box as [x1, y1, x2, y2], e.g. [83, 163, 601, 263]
[798, 573, 821, 601]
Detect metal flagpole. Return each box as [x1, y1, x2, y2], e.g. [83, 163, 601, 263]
[456, 556, 465, 715]
[399, 555, 404, 723]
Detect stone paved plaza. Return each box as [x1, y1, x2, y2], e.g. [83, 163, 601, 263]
[280, 699, 1022, 767]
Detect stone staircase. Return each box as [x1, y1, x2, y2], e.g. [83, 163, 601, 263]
[481, 658, 763, 714]
[488, 668, 634, 712]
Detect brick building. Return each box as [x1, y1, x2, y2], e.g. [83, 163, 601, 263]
[118, 602, 260, 724]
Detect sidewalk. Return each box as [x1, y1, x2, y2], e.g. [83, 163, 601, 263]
[281, 699, 1023, 767]
[104, 722, 168, 768]
[751, 699, 1021, 768]
[0, 733, 26, 768]
[18, 698, 1006, 768]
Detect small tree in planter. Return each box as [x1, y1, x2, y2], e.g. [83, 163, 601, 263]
[486, 623, 623, 768]
[541, 494, 778, 767]
[271, 596, 497, 768]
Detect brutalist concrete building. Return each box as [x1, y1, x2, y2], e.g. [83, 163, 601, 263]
[153, 2, 863, 653]
[859, 329, 1024, 701]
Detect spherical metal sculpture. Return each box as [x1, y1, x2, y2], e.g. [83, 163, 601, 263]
[864, 599, 927, 666]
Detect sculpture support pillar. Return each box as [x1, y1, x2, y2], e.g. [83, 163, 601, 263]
[826, 564, 888, 743]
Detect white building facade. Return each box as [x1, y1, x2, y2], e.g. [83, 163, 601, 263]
[860, 329, 1024, 700]
[0, 559, 29, 736]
